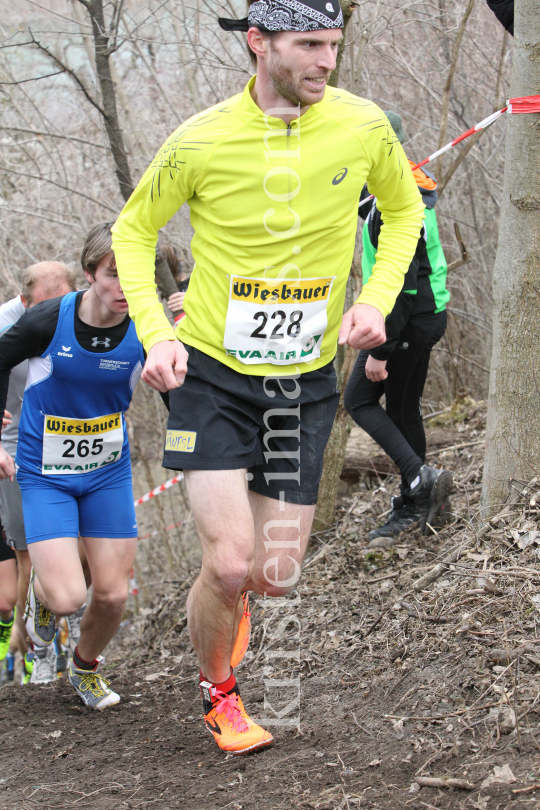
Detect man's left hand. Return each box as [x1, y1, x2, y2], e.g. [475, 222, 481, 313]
[338, 303, 386, 350]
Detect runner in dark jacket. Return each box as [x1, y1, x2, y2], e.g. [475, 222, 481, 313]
[486, 0, 513, 35]
[345, 112, 453, 543]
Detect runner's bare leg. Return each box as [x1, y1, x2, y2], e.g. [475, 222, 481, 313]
[29, 537, 87, 616]
[185, 470, 314, 684]
[246, 492, 315, 596]
[77, 536, 137, 661]
[185, 469, 255, 684]
[14, 549, 31, 652]
[29, 535, 136, 661]
[0, 558, 17, 620]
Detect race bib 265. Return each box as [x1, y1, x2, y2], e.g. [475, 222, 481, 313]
[42, 413, 123, 474]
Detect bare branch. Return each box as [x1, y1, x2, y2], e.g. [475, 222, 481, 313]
[438, 128, 485, 194]
[109, 0, 126, 43]
[0, 168, 118, 213]
[0, 70, 65, 85]
[27, 28, 105, 117]
[3, 126, 106, 149]
[0, 206, 80, 229]
[436, 0, 476, 177]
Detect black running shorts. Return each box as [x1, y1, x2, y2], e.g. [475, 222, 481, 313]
[0, 522, 16, 562]
[163, 345, 340, 505]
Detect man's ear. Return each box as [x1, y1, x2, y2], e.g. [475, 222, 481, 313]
[20, 294, 28, 308]
[83, 269, 95, 285]
[247, 27, 267, 60]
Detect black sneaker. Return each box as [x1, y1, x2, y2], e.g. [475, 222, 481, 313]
[368, 496, 422, 543]
[407, 465, 453, 534]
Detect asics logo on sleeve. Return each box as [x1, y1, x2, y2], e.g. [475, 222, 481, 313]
[92, 337, 111, 348]
[332, 168, 348, 185]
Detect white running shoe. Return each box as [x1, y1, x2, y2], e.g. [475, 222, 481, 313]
[24, 569, 56, 646]
[30, 644, 57, 684]
[68, 660, 120, 710]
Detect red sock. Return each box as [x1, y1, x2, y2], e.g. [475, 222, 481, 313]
[73, 646, 98, 671]
[199, 668, 236, 694]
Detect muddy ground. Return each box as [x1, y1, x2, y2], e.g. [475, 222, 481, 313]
[2, 398, 540, 810]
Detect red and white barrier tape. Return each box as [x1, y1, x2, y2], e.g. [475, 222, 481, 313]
[359, 95, 540, 210]
[136, 516, 192, 541]
[128, 569, 139, 596]
[134, 473, 184, 507]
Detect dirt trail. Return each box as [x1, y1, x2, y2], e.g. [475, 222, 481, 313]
[2, 400, 540, 810]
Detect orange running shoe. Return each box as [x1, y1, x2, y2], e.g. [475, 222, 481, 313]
[200, 679, 273, 755]
[230, 591, 251, 669]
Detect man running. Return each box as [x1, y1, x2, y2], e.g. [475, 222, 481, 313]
[345, 112, 453, 544]
[0, 262, 77, 683]
[0, 224, 144, 708]
[112, 0, 426, 754]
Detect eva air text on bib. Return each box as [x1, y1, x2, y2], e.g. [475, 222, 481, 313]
[224, 275, 335, 365]
[42, 413, 123, 474]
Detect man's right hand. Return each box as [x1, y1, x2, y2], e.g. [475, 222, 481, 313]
[0, 444, 15, 482]
[142, 340, 188, 392]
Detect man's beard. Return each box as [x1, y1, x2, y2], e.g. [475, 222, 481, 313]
[267, 48, 324, 107]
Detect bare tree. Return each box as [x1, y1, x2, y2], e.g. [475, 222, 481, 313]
[482, 0, 540, 512]
[73, 0, 134, 201]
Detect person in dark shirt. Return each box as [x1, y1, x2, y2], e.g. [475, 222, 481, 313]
[345, 112, 453, 544]
[486, 0, 513, 35]
[0, 262, 77, 682]
[0, 223, 144, 708]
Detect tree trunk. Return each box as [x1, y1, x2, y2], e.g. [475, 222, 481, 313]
[80, 1, 178, 293]
[482, 0, 540, 512]
[436, 0, 476, 180]
[327, 0, 358, 88]
[155, 249, 180, 300]
[86, 0, 134, 202]
[314, 249, 362, 526]
[312, 343, 356, 531]
[312, 0, 360, 529]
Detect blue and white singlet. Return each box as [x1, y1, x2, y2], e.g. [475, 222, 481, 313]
[16, 292, 144, 482]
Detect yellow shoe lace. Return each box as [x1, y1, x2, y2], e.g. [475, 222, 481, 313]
[38, 605, 53, 627]
[77, 672, 110, 698]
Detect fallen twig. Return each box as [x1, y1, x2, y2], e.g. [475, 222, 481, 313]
[426, 438, 485, 456]
[512, 784, 540, 794]
[415, 776, 474, 790]
[383, 700, 500, 722]
[366, 571, 400, 584]
[412, 523, 492, 590]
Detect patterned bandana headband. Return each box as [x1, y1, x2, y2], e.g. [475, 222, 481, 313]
[218, 0, 344, 33]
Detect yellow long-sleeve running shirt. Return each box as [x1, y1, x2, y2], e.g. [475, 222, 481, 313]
[112, 77, 425, 376]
